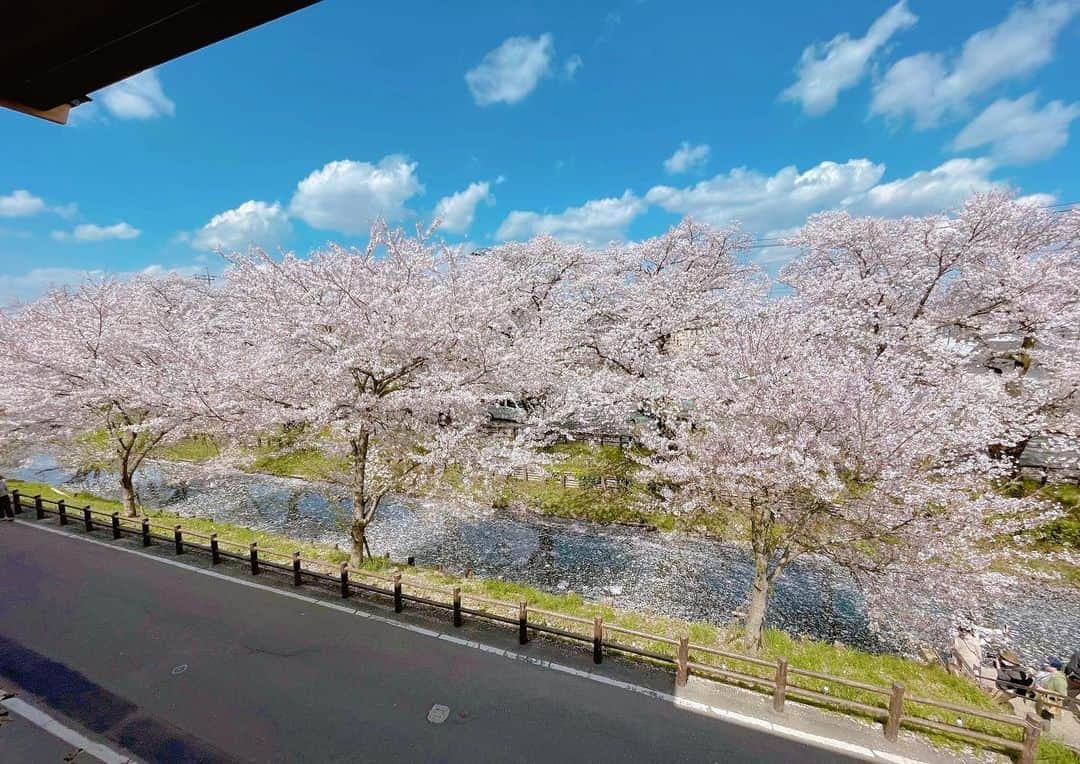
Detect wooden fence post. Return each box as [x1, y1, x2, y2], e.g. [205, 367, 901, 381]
[35, 495, 44, 519]
[83, 506, 93, 532]
[141, 518, 150, 546]
[249, 543, 259, 575]
[1020, 712, 1041, 764]
[9, 490, 19, 516]
[593, 617, 603, 664]
[292, 552, 302, 586]
[452, 587, 462, 627]
[518, 601, 529, 645]
[111, 512, 121, 539]
[174, 525, 184, 555]
[884, 682, 904, 742]
[210, 534, 220, 564]
[393, 573, 403, 613]
[57, 499, 67, 525]
[773, 658, 788, 712]
[340, 563, 349, 598]
[676, 637, 689, 686]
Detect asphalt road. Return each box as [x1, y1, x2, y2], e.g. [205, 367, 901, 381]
[0, 521, 861, 763]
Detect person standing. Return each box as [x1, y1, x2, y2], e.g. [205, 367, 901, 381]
[1035, 659, 1068, 726]
[1067, 650, 1080, 719]
[0, 474, 11, 520]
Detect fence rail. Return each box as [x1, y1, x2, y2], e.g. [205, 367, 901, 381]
[500, 464, 630, 491]
[2, 489, 1047, 762]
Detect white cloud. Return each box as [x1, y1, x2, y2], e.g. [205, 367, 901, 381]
[1016, 192, 1059, 207]
[952, 92, 1080, 164]
[496, 191, 646, 244]
[564, 54, 584, 79]
[289, 156, 424, 234]
[863, 158, 998, 216]
[96, 69, 176, 119]
[51, 222, 141, 243]
[52, 202, 79, 219]
[781, 1, 917, 116]
[663, 141, 711, 174]
[644, 156, 1020, 234]
[191, 200, 292, 251]
[0, 190, 47, 218]
[434, 182, 494, 234]
[871, 0, 1078, 128]
[465, 34, 554, 106]
[646, 159, 886, 233]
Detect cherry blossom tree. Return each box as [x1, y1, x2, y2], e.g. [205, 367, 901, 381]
[783, 191, 1080, 457]
[635, 194, 1077, 649]
[638, 300, 1056, 649]
[562, 218, 763, 432]
[211, 223, 555, 565]
[0, 276, 212, 515]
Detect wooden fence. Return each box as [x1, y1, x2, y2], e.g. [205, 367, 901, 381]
[4, 489, 1051, 763]
[504, 464, 627, 491]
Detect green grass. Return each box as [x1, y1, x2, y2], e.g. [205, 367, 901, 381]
[1039, 740, 1080, 764]
[489, 441, 737, 536]
[540, 441, 642, 480]
[495, 478, 736, 536]
[1001, 480, 1080, 549]
[7, 478, 368, 570]
[1029, 483, 1080, 549]
[156, 436, 220, 463]
[11, 479, 125, 514]
[992, 479, 1080, 587]
[243, 446, 346, 481]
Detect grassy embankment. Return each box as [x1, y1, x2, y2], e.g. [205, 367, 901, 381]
[158, 435, 734, 536]
[990, 481, 1080, 588]
[161, 436, 1079, 541]
[11, 475, 1077, 760]
[158, 435, 1080, 595]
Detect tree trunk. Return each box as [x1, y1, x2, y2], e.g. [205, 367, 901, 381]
[119, 470, 138, 517]
[743, 550, 771, 652]
[349, 431, 372, 567]
[350, 516, 368, 567]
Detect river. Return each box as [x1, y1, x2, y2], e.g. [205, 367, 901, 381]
[4, 450, 1078, 662]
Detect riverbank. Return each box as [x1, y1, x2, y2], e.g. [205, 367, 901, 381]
[9, 475, 1080, 761]
[159, 437, 752, 537]
[158, 435, 1080, 592]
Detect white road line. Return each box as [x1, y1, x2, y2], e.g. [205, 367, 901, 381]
[10, 520, 930, 764]
[1, 696, 133, 764]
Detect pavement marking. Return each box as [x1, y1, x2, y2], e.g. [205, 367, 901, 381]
[12, 520, 932, 764]
[0, 696, 132, 764]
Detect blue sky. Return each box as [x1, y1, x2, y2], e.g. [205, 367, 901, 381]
[1, 0, 1078, 298]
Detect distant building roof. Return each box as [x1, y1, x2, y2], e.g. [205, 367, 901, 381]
[1, 1, 319, 124]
